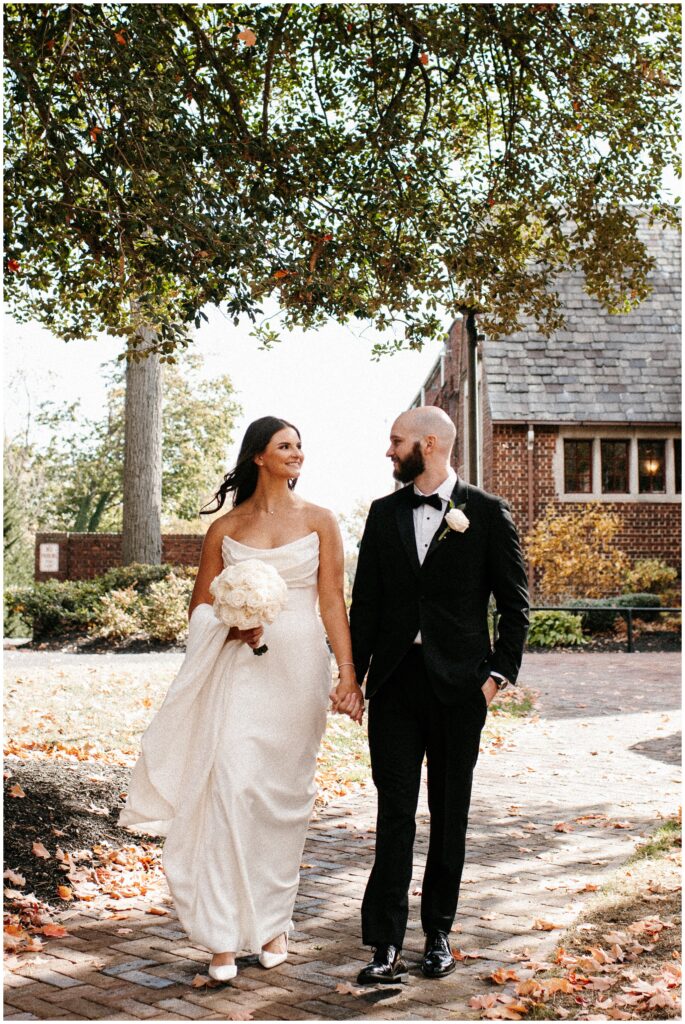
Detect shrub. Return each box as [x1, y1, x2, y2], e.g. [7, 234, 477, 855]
[4, 578, 104, 638]
[527, 611, 586, 648]
[624, 559, 678, 596]
[91, 587, 145, 639]
[613, 593, 662, 623]
[526, 504, 629, 601]
[4, 563, 198, 640]
[566, 597, 618, 633]
[142, 574, 193, 642]
[98, 562, 196, 595]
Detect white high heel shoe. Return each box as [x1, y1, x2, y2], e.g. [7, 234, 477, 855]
[255, 929, 288, 966]
[208, 960, 237, 982]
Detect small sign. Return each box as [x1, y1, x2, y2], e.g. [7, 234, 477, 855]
[39, 543, 60, 572]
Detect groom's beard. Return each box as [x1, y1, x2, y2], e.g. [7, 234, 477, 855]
[392, 442, 425, 483]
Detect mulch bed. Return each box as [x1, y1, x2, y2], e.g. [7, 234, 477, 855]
[4, 757, 158, 907]
[526, 631, 681, 654]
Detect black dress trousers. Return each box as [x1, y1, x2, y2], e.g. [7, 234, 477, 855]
[361, 645, 487, 949]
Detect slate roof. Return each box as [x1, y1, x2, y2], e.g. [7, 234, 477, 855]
[483, 222, 681, 424]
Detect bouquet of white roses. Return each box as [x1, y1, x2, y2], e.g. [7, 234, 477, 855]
[209, 559, 288, 655]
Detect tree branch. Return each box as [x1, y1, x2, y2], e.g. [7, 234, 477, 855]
[261, 3, 292, 145]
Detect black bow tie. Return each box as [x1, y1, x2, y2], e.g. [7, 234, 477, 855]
[410, 492, 443, 511]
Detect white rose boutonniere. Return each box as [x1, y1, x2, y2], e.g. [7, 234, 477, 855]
[438, 501, 469, 542]
[445, 508, 469, 533]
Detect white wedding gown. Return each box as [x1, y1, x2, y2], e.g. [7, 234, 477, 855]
[119, 532, 332, 953]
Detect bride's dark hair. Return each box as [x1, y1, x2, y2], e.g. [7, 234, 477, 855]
[200, 416, 301, 514]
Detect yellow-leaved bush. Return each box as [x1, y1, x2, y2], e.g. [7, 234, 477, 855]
[526, 504, 629, 602]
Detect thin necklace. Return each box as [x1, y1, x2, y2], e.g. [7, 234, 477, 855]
[253, 505, 292, 516]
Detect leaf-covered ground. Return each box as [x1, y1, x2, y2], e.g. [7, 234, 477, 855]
[466, 817, 682, 1021]
[4, 658, 533, 928]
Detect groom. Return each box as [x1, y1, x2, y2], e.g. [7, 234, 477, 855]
[350, 406, 529, 983]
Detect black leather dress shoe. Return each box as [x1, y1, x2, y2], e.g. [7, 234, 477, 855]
[421, 929, 456, 978]
[357, 944, 408, 984]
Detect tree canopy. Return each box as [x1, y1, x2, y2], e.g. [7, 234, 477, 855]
[4, 2, 680, 353]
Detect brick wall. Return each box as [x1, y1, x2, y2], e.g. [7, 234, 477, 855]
[488, 423, 681, 569]
[35, 533, 204, 582]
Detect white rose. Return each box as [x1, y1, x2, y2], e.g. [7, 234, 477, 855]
[445, 508, 470, 533]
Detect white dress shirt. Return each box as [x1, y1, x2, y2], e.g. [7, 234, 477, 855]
[413, 468, 457, 643]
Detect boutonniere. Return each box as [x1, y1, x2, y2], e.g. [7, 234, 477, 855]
[438, 500, 469, 542]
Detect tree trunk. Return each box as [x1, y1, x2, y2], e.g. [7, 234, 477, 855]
[122, 328, 162, 564]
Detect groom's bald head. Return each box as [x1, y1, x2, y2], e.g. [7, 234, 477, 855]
[392, 406, 456, 456]
[387, 406, 456, 484]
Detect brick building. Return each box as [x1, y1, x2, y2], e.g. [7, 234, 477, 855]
[411, 222, 681, 576]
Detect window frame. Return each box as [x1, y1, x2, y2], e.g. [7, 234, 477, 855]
[555, 429, 681, 503]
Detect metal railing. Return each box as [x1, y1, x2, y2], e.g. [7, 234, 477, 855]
[493, 606, 682, 653]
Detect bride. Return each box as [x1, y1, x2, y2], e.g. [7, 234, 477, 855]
[120, 416, 364, 980]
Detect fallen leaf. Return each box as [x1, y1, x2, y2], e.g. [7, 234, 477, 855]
[9, 783, 25, 798]
[490, 967, 520, 984]
[39, 924, 68, 938]
[3, 869, 26, 887]
[470, 994, 500, 1009]
[191, 974, 221, 988]
[32, 842, 51, 860]
[533, 919, 561, 931]
[57, 886, 73, 901]
[146, 907, 168, 916]
[554, 821, 574, 833]
[543, 977, 575, 994]
[335, 981, 365, 995]
[86, 802, 109, 816]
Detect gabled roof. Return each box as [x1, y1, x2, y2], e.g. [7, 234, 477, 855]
[483, 222, 681, 424]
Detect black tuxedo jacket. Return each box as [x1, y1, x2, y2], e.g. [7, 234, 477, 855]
[349, 477, 529, 704]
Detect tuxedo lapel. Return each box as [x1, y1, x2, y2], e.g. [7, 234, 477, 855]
[395, 488, 421, 577]
[423, 477, 470, 566]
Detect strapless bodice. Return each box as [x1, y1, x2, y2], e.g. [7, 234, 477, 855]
[221, 531, 319, 590]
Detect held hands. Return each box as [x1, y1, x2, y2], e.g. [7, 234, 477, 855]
[331, 679, 364, 725]
[228, 625, 264, 649]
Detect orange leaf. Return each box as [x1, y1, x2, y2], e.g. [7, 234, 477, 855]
[114, 29, 127, 45]
[490, 968, 520, 985]
[274, 269, 290, 280]
[146, 907, 168, 916]
[533, 919, 561, 931]
[237, 28, 256, 46]
[554, 821, 574, 832]
[192, 973, 220, 988]
[543, 977, 575, 994]
[7, 258, 20, 273]
[9, 783, 25, 798]
[57, 885, 73, 901]
[419, 52, 429, 65]
[32, 841, 51, 860]
[40, 924, 68, 938]
[89, 126, 102, 142]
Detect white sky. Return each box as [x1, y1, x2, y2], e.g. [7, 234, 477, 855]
[3, 305, 445, 519]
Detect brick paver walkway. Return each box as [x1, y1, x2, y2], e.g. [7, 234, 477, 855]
[5, 652, 680, 1021]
